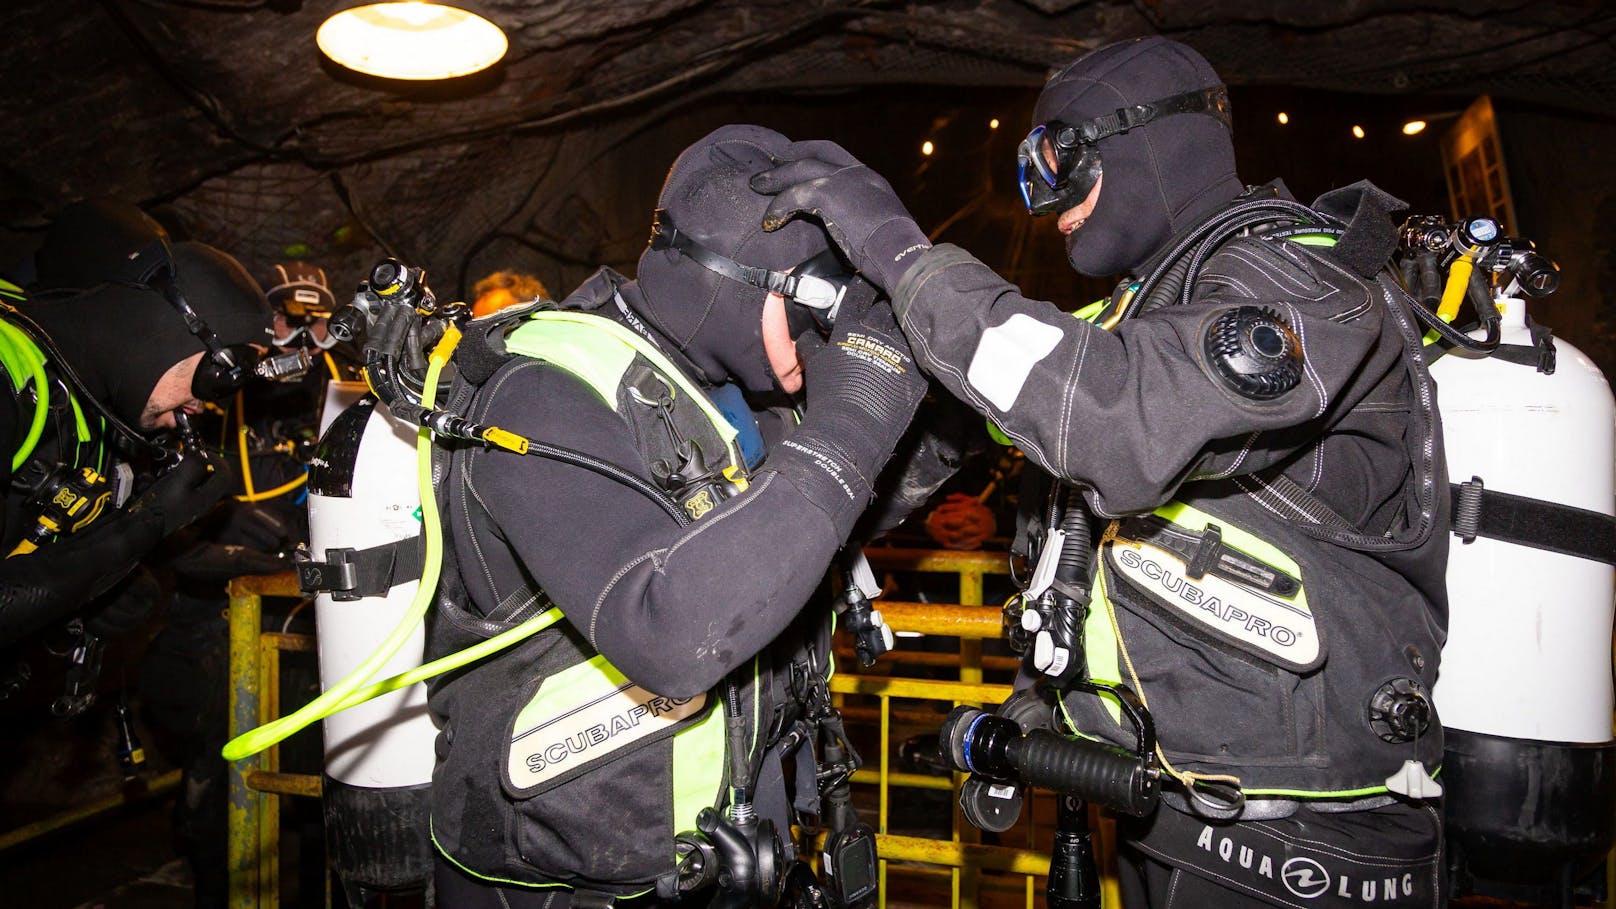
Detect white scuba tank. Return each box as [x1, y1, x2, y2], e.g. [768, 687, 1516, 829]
[1430, 296, 1616, 743]
[308, 383, 437, 786]
[304, 383, 438, 900]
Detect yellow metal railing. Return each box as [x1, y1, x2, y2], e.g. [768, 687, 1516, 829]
[227, 570, 311, 909]
[852, 548, 1121, 909]
[225, 550, 1118, 908]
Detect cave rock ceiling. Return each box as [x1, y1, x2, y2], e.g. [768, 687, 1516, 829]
[2, 0, 1611, 293]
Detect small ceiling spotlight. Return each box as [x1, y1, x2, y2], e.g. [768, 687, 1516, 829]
[1277, 112, 1289, 125]
[318, 2, 508, 81]
[1402, 120, 1428, 135]
[921, 140, 935, 156]
[1351, 124, 1366, 139]
[989, 118, 1000, 130]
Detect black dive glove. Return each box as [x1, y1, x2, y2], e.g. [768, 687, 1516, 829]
[770, 295, 929, 538]
[129, 450, 235, 539]
[752, 140, 932, 293]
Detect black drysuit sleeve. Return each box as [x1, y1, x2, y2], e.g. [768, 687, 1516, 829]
[462, 359, 852, 700]
[890, 243, 1385, 517]
[0, 503, 164, 645]
[0, 380, 166, 644]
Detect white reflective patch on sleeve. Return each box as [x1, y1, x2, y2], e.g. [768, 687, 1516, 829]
[966, 313, 1064, 411]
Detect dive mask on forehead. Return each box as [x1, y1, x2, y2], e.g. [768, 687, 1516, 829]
[649, 209, 856, 330]
[1018, 85, 1232, 216]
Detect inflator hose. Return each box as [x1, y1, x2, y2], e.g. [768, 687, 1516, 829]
[943, 708, 1156, 818]
[1012, 729, 1155, 817]
[1041, 487, 1090, 686]
[223, 325, 460, 761]
[222, 323, 642, 758]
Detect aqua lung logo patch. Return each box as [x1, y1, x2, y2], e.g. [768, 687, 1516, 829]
[1283, 857, 1331, 899]
[1193, 824, 1426, 904]
[507, 682, 705, 790]
[1111, 540, 1319, 670]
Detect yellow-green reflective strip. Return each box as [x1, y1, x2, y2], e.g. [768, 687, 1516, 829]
[1151, 500, 1308, 614]
[504, 318, 638, 413]
[0, 278, 25, 301]
[1073, 299, 1107, 322]
[1088, 567, 1125, 726]
[985, 419, 1013, 447]
[511, 653, 639, 731]
[68, 389, 89, 444]
[511, 312, 738, 454]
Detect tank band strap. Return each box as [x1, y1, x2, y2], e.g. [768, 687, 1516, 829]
[1450, 478, 1616, 564]
[295, 533, 425, 600]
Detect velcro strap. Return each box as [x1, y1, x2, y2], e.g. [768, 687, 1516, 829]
[1450, 479, 1616, 564]
[296, 534, 425, 600]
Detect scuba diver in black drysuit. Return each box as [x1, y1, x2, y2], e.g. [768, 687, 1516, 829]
[754, 37, 1450, 909]
[0, 199, 272, 648]
[429, 125, 949, 907]
[1, 199, 273, 909]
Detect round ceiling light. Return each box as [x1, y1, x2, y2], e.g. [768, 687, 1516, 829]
[317, 2, 508, 81]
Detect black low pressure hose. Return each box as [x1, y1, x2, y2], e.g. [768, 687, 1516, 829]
[1416, 252, 1444, 310]
[1040, 487, 1091, 687]
[1053, 494, 1091, 589]
[1126, 199, 1322, 320]
[359, 309, 694, 527]
[941, 708, 1159, 817]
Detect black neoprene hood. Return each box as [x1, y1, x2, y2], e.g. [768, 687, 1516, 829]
[634, 124, 833, 396]
[1032, 37, 1245, 277]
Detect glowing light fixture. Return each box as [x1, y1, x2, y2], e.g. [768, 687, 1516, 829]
[1277, 111, 1289, 125]
[921, 140, 935, 156]
[318, 2, 508, 81]
[1351, 124, 1366, 139]
[1402, 119, 1428, 136]
[989, 118, 1000, 130]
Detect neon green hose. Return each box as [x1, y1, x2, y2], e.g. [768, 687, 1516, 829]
[225, 325, 472, 761]
[327, 606, 564, 713]
[223, 323, 578, 761]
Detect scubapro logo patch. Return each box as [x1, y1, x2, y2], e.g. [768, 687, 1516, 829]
[508, 681, 706, 791]
[1112, 541, 1319, 670]
[1282, 857, 1331, 899]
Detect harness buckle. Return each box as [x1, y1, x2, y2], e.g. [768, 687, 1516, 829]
[294, 546, 359, 600]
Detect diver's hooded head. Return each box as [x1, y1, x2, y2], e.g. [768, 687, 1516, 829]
[1033, 37, 1243, 277]
[25, 240, 272, 428]
[32, 197, 171, 291]
[634, 124, 834, 396]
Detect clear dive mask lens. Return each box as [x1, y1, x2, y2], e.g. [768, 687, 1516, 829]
[270, 321, 340, 350]
[1016, 86, 1232, 216]
[1017, 121, 1101, 217]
